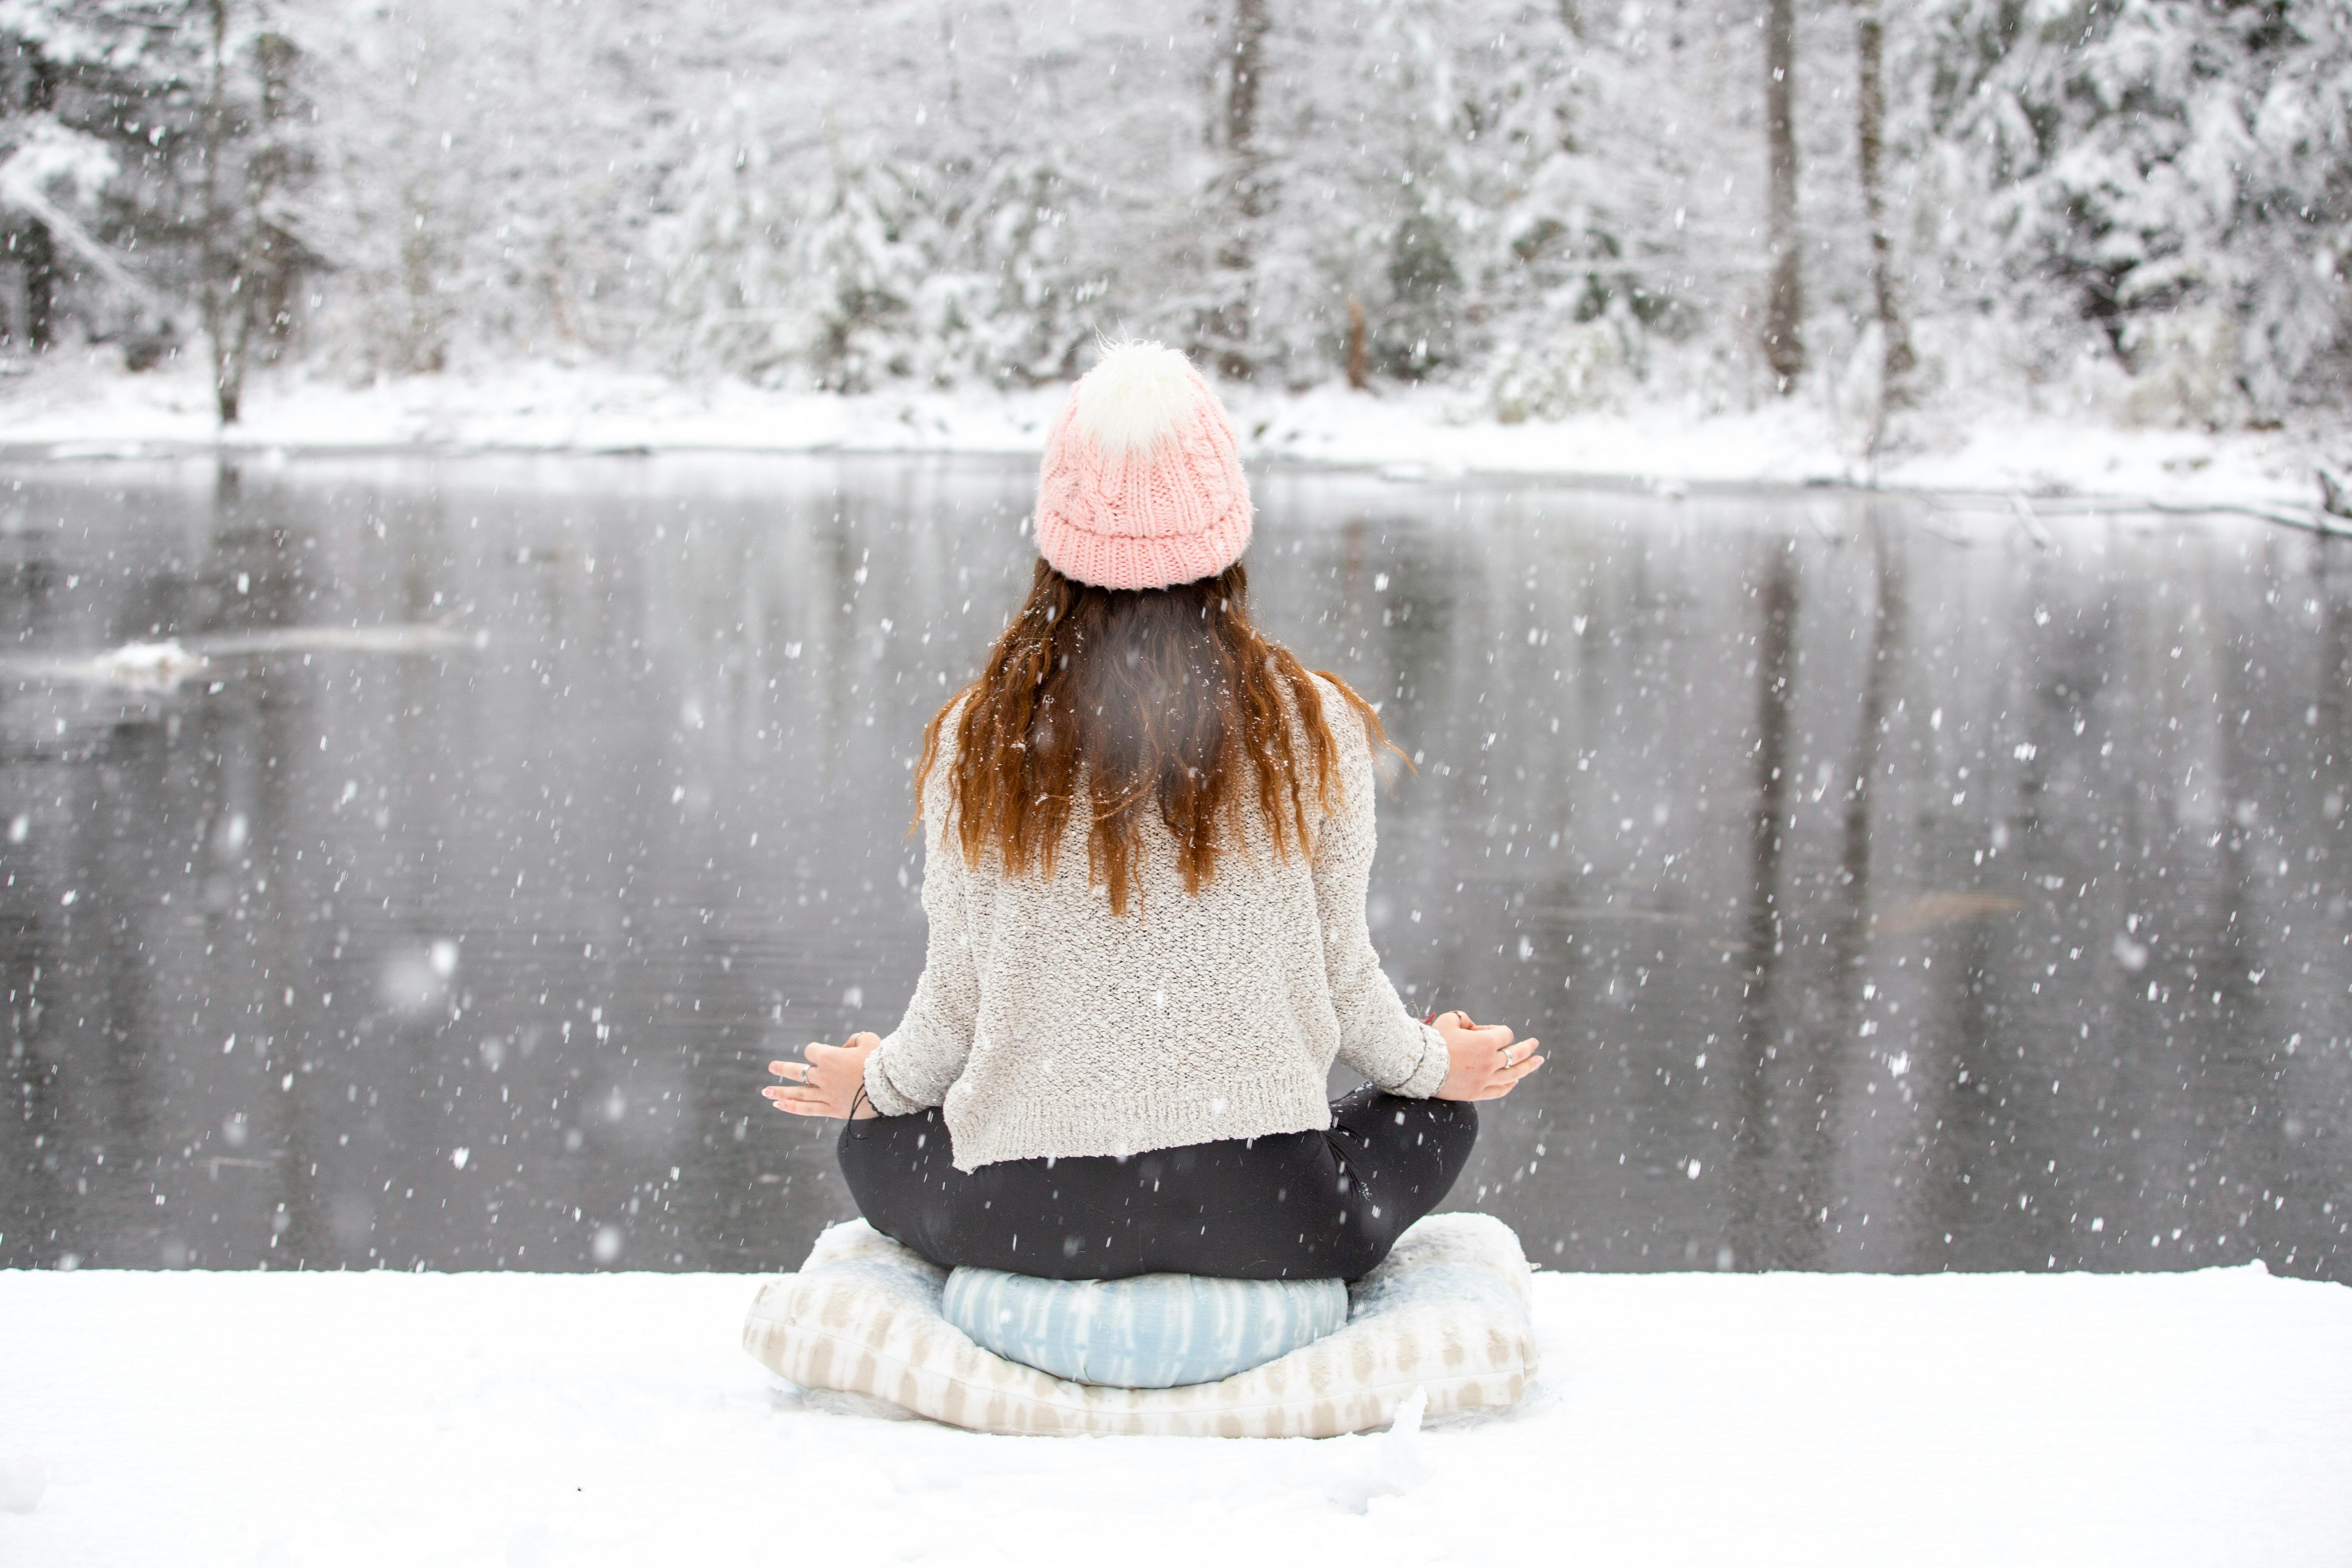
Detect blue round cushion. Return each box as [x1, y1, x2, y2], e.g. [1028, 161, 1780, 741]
[941, 1268, 1349, 1389]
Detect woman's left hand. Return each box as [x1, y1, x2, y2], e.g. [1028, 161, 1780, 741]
[1429, 1011, 1542, 1101]
[764, 1032, 882, 1120]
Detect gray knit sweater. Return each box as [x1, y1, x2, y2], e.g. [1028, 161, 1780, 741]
[864, 676, 1448, 1171]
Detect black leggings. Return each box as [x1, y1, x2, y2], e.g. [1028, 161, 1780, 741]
[836, 1086, 1477, 1282]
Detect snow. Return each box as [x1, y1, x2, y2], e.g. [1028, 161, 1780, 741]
[2, 1262, 2345, 1566]
[1, 355, 2339, 525]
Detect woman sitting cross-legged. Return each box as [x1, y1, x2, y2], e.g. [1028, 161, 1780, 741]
[763, 342, 1541, 1283]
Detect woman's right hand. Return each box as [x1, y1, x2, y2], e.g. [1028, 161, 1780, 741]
[1430, 1011, 1542, 1101]
[764, 1032, 883, 1120]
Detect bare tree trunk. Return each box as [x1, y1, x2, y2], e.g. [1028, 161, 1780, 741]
[247, 31, 299, 364]
[1853, 0, 1913, 397]
[19, 222, 56, 350]
[200, 0, 245, 424]
[1345, 297, 1367, 390]
[1224, 0, 1269, 167]
[200, 6, 303, 420]
[18, 50, 60, 351]
[1761, 0, 1804, 390]
[1206, 0, 1270, 379]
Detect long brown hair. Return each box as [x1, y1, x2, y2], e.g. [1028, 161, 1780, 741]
[915, 559, 1391, 915]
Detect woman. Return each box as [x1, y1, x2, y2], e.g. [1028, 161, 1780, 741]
[763, 342, 1541, 1281]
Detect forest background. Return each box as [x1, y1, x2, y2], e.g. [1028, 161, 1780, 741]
[1, 0, 2348, 467]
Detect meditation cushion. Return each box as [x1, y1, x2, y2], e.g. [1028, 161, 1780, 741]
[740, 1212, 1537, 1438]
[942, 1267, 1348, 1388]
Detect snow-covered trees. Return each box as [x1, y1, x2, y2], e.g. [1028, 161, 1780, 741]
[1, 0, 197, 355]
[1907, 0, 2352, 423]
[1, 0, 323, 412]
[1, 0, 2344, 424]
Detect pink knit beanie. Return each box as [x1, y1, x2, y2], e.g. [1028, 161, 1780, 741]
[1033, 342, 1253, 591]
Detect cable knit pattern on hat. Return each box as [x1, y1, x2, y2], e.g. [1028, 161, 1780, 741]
[866, 677, 1448, 1172]
[1033, 341, 1254, 590]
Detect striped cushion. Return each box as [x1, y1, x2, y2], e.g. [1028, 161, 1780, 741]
[740, 1212, 1537, 1438]
[942, 1269, 1348, 1388]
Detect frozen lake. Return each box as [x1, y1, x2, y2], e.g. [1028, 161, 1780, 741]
[0, 452, 2345, 1281]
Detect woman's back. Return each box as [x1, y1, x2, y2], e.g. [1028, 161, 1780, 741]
[869, 672, 1445, 1171]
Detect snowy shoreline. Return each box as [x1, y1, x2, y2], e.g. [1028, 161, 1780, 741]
[2, 1260, 2346, 1565]
[4, 356, 2344, 532]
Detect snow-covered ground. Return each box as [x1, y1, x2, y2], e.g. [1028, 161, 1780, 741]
[2, 354, 2341, 523]
[2, 1260, 2345, 1566]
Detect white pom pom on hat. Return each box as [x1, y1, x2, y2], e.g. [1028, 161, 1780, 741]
[1069, 341, 1206, 459]
[1033, 341, 1253, 591]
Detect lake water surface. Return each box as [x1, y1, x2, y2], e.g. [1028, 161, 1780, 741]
[2, 453, 2346, 1280]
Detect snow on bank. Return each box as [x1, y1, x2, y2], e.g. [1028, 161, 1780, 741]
[1, 1263, 2345, 1566]
[2, 354, 2340, 521]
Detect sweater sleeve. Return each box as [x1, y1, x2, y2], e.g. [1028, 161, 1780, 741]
[864, 769, 979, 1118]
[1312, 692, 1450, 1099]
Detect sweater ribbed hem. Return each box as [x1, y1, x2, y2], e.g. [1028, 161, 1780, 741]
[943, 1076, 1335, 1173]
[1388, 1023, 1450, 1099]
[863, 1041, 925, 1119]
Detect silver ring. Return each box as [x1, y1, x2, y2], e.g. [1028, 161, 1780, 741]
[1501, 1047, 1515, 1069]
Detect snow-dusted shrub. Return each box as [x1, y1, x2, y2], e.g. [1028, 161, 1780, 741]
[655, 99, 802, 385]
[779, 150, 932, 394]
[1488, 318, 1628, 422]
[918, 156, 1091, 388]
[2120, 308, 2248, 430]
[659, 124, 1093, 392]
[298, 0, 668, 377]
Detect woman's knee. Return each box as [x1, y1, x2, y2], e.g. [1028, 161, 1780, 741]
[834, 1109, 943, 1214]
[1335, 1089, 1479, 1160]
[1424, 1096, 1478, 1168]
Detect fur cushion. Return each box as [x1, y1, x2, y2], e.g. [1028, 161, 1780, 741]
[740, 1213, 1537, 1438]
